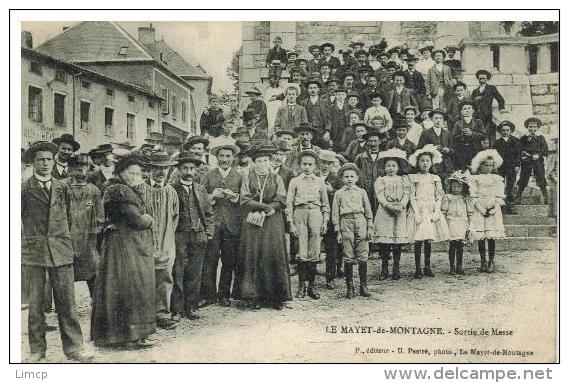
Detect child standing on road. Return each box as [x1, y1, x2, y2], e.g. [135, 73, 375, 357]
[332, 163, 374, 298]
[373, 149, 410, 281]
[441, 170, 474, 275]
[469, 149, 506, 273]
[407, 145, 450, 279]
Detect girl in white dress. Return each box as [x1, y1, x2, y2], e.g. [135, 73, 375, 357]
[373, 149, 410, 280]
[469, 149, 506, 273]
[407, 145, 450, 278]
[442, 170, 474, 275]
[264, 78, 285, 138]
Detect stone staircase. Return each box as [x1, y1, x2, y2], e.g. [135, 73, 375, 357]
[432, 194, 557, 252]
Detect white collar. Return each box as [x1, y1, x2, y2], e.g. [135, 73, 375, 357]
[463, 117, 473, 124]
[151, 179, 165, 188]
[180, 179, 193, 187]
[34, 173, 52, 183]
[309, 95, 319, 102]
[218, 167, 232, 178]
[398, 137, 406, 144]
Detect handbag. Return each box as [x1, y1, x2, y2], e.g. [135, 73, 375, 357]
[247, 172, 270, 227]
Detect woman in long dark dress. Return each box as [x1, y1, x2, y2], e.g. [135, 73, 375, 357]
[91, 154, 157, 348]
[235, 144, 292, 310]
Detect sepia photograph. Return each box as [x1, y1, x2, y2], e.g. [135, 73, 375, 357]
[14, 10, 559, 365]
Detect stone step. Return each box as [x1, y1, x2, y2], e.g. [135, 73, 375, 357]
[503, 215, 556, 225]
[505, 224, 557, 237]
[512, 204, 549, 217]
[429, 237, 556, 252]
[519, 195, 542, 205]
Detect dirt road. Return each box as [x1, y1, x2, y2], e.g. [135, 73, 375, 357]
[20, 247, 557, 363]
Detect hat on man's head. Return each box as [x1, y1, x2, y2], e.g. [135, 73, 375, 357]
[402, 105, 418, 115]
[418, 41, 435, 52]
[90, 143, 113, 157]
[52, 133, 80, 152]
[68, 153, 91, 167]
[177, 152, 204, 166]
[342, 71, 356, 79]
[318, 150, 337, 163]
[245, 87, 263, 97]
[148, 151, 178, 167]
[306, 78, 322, 88]
[249, 141, 277, 160]
[338, 49, 353, 56]
[429, 108, 447, 120]
[274, 139, 292, 152]
[356, 66, 373, 75]
[354, 49, 369, 58]
[164, 136, 183, 147]
[184, 135, 209, 150]
[294, 122, 319, 135]
[318, 61, 332, 70]
[308, 44, 321, 53]
[273, 36, 282, 42]
[384, 61, 400, 70]
[328, 76, 340, 84]
[524, 117, 543, 128]
[210, 144, 240, 157]
[458, 100, 475, 110]
[445, 45, 458, 53]
[497, 120, 516, 133]
[338, 162, 361, 178]
[387, 46, 402, 56]
[274, 129, 298, 139]
[346, 91, 360, 100]
[431, 49, 447, 59]
[320, 42, 335, 52]
[335, 86, 348, 94]
[289, 67, 306, 77]
[24, 141, 59, 163]
[475, 69, 492, 80]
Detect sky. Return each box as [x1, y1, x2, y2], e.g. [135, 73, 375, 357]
[21, 21, 243, 92]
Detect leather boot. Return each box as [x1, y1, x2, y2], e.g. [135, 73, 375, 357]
[423, 242, 434, 277]
[358, 262, 371, 297]
[307, 263, 320, 300]
[345, 263, 354, 299]
[413, 242, 422, 279]
[336, 258, 344, 278]
[487, 239, 496, 273]
[325, 260, 335, 289]
[392, 246, 401, 280]
[540, 186, 549, 205]
[448, 242, 456, 274]
[456, 244, 465, 275]
[515, 188, 523, 204]
[295, 262, 306, 298]
[478, 240, 487, 272]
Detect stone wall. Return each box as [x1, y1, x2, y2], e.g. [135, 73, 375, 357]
[530, 73, 559, 143]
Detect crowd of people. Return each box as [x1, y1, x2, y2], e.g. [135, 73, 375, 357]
[21, 35, 558, 363]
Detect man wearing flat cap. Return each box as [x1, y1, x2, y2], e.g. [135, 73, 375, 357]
[201, 144, 242, 307]
[471, 69, 507, 145]
[22, 142, 93, 362]
[171, 152, 215, 321]
[139, 151, 180, 330]
[51, 133, 80, 180]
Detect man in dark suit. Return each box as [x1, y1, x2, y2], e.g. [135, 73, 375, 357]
[87, 144, 116, 192]
[403, 52, 427, 106]
[272, 140, 295, 189]
[385, 71, 419, 118]
[319, 42, 341, 75]
[494, 120, 521, 202]
[51, 134, 79, 180]
[426, 49, 454, 111]
[22, 141, 93, 363]
[300, 79, 332, 149]
[386, 119, 416, 158]
[200, 94, 225, 138]
[328, 87, 351, 152]
[306, 44, 322, 75]
[417, 109, 455, 180]
[201, 145, 242, 307]
[452, 100, 486, 170]
[285, 123, 321, 175]
[471, 69, 507, 146]
[516, 117, 549, 204]
[171, 153, 215, 320]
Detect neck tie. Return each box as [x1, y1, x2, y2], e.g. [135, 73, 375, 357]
[153, 183, 161, 188]
[39, 180, 50, 197]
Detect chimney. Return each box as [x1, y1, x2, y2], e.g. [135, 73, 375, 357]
[138, 23, 156, 45]
[21, 31, 32, 48]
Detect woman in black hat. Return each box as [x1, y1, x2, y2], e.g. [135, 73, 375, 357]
[234, 143, 292, 310]
[91, 153, 157, 349]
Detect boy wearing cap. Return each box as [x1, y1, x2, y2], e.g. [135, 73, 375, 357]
[265, 36, 288, 79]
[354, 129, 386, 215]
[516, 117, 549, 204]
[417, 109, 455, 180]
[494, 121, 521, 203]
[244, 88, 269, 133]
[452, 100, 486, 170]
[200, 95, 225, 138]
[201, 145, 242, 307]
[329, 87, 351, 152]
[386, 119, 416, 157]
[274, 85, 309, 133]
[426, 50, 454, 110]
[171, 153, 215, 320]
[67, 154, 104, 299]
[471, 69, 507, 145]
[332, 163, 374, 298]
[343, 122, 369, 162]
[300, 79, 332, 149]
[319, 150, 345, 289]
[386, 71, 419, 118]
[52, 134, 80, 180]
[140, 152, 180, 329]
[22, 142, 93, 362]
[285, 122, 321, 176]
[446, 82, 471, 130]
[286, 150, 330, 300]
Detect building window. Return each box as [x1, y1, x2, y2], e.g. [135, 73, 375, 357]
[528, 45, 538, 75]
[104, 107, 114, 137]
[81, 80, 91, 89]
[28, 86, 43, 122]
[171, 94, 177, 119]
[106, 88, 114, 97]
[80, 101, 91, 131]
[181, 99, 187, 123]
[550, 42, 559, 73]
[55, 70, 66, 83]
[147, 118, 155, 137]
[30, 62, 42, 75]
[148, 100, 154, 108]
[54, 93, 66, 126]
[161, 88, 169, 114]
[490, 44, 500, 72]
[127, 113, 136, 139]
[128, 94, 135, 103]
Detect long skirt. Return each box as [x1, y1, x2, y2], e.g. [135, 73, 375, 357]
[234, 214, 292, 304]
[91, 225, 156, 346]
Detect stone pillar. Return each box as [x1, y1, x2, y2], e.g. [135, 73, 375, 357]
[537, 44, 552, 74]
[500, 44, 528, 74]
[460, 43, 493, 73]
